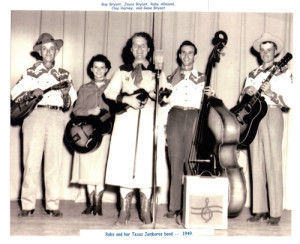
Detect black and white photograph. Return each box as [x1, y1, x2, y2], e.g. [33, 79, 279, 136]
[4, 0, 300, 243]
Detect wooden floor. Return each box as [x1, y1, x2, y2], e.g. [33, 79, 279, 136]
[10, 200, 292, 237]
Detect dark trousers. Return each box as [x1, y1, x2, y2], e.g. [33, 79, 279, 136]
[166, 107, 199, 211]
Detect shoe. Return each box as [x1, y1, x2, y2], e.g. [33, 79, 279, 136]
[82, 191, 95, 215]
[48, 210, 63, 217]
[247, 213, 268, 222]
[94, 190, 104, 216]
[18, 209, 34, 217]
[267, 216, 281, 225]
[116, 192, 133, 225]
[164, 210, 177, 218]
[175, 209, 183, 225]
[140, 192, 152, 224]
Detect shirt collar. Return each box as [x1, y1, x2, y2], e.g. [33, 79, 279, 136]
[180, 68, 200, 81]
[250, 64, 274, 79]
[35, 62, 63, 81]
[36, 62, 59, 72]
[93, 78, 109, 86]
[169, 67, 203, 86]
[258, 64, 274, 73]
[133, 60, 149, 69]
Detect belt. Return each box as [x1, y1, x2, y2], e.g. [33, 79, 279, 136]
[37, 105, 63, 111]
[172, 105, 199, 111]
[268, 104, 281, 108]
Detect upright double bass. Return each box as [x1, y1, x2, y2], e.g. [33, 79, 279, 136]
[187, 31, 247, 218]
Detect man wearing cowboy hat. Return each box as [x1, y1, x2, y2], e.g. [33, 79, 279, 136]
[241, 33, 293, 225]
[11, 33, 77, 217]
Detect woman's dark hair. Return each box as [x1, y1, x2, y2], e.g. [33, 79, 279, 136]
[121, 32, 154, 65]
[87, 54, 111, 80]
[176, 40, 198, 66]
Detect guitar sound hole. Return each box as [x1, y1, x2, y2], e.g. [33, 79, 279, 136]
[245, 104, 252, 113]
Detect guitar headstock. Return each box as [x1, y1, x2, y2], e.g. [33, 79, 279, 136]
[277, 52, 293, 69]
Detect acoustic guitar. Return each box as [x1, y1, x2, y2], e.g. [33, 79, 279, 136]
[230, 52, 292, 146]
[64, 109, 113, 153]
[11, 81, 69, 122]
[64, 88, 172, 153]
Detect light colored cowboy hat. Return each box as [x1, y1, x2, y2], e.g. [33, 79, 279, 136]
[253, 32, 283, 54]
[33, 33, 63, 52]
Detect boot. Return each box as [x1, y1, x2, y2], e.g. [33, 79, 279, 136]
[48, 210, 63, 217]
[247, 213, 268, 222]
[94, 190, 104, 216]
[82, 191, 95, 215]
[140, 192, 152, 224]
[267, 216, 281, 225]
[116, 191, 133, 225]
[18, 209, 34, 217]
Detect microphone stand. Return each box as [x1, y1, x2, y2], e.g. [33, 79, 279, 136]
[152, 50, 163, 228]
[151, 68, 160, 228]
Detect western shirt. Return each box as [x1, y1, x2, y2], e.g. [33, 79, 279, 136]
[166, 68, 206, 109]
[11, 63, 77, 107]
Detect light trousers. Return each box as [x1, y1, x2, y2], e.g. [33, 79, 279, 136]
[249, 107, 284, 218]
[21, 108, 65, 210]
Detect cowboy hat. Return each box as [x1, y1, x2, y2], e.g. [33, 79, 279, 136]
[33, 33, 63, 52]
[253, 32, 283, 54]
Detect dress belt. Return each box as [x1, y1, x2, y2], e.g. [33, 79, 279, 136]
[268, 104, 281, 108]
[172, 105, 199, 111]
[37, 105, 63, 111]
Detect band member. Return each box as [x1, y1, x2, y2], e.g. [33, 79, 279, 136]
[104, 32, 166, 225]
[71, 54, 111, 216]
[11, 33, 77, 217]
[242, 33, 292, 225]
[162, 40, 215, 219]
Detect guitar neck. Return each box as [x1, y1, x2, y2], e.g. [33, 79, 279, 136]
[17, 88, 51, 104]
[248, 65, 279, 106]
[262, 65, 278, 84]
[43, 81, 68, 95]
[43, 86, 54, 94]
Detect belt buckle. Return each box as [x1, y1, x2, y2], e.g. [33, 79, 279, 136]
[48, 105, 59, 110]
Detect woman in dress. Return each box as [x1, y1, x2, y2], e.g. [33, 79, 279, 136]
[71, 54, 111, 216]
[104, 32, 166, 225]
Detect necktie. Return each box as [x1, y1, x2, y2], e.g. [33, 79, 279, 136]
[131, 64, 143, 87]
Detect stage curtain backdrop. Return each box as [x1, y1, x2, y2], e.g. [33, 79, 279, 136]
[10, 11, 294, 209]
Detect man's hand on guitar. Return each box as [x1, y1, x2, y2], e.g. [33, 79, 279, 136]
[261, 82, 272, 96]
[61, 82, 71, 96]
[88, 106, 101, 116]
[204, 86, 215, 97]
[30, 88, 43, 98]
[243, 86, 257, 96]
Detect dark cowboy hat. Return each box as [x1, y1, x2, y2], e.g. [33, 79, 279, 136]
[33, 33, 63, 52]
[253, 32, 283, 54]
